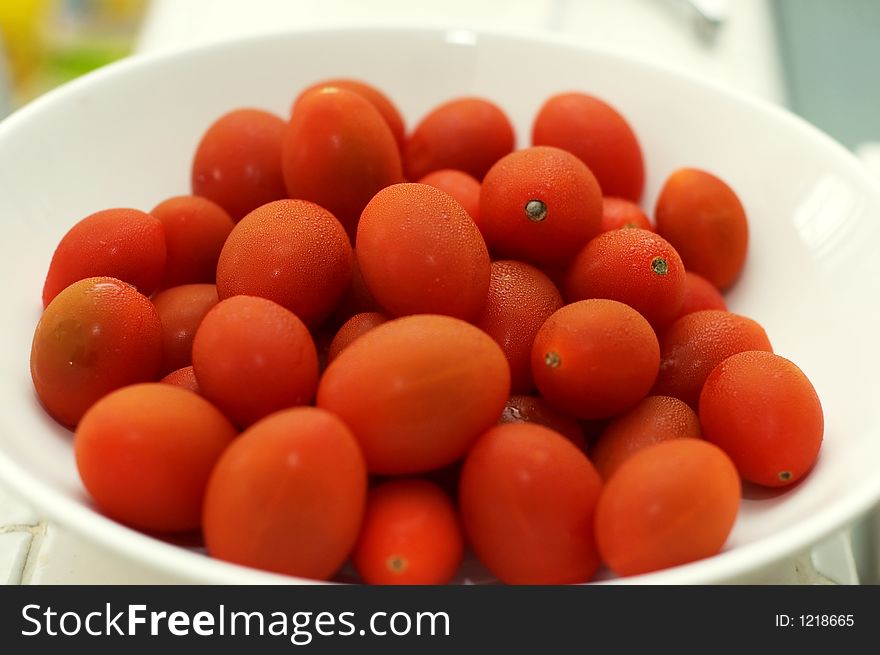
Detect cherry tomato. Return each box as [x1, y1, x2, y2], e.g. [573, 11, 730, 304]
[31, 277, 163, 427]
[152, 284, 218, 375]
[353, 479, 463, 585]
[331, 250, 383, 325]
[161, 366, 200, 394]
[203, 407, 367, 580]
[499, 394, 586, 450]
[357, 183, 490, 321]
[600, 197, 652, 232]
[654, 168, 749, 290]
[150, 195, 234, 289]
[191, 108, 287, 221]
[475, 260, 563, 393]
[699, 351, 823, 487]
[532, 92, 645, 201]
[565, 228, 686, 329]
[216, 199, 352, 327]
[653, 309, 772, 408]
[191, 295, 319, 428]
[42, 208, 166, 307]
[75, 383, 236, 532]
[282, 87, 404, 240]
[590, 395, 701, 480]
[672, 271, 727, 321]
[480, 146, 603, 267]
[459, 423, 602, 584]
[531, 299, 660, 420]
[293, 78, 406, 152]
[317, 314, 510, 474]
[327, 311, 389, 362]
[405, 97, 515, 181]
[594, 439, 740, 577]
[418, 169, 481, 227]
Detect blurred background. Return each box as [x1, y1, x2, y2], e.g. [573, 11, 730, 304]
[0, 0, 878, 584]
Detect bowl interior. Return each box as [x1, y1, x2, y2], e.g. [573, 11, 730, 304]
[2, 26, 880, 584]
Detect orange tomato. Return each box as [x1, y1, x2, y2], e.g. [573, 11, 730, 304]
[160, 366, 200, 394]
[673, 271, 727, 321]
[327, 311, 389, 362]
[418, 169, 482, 228]
[499, 394, 586, 450]
[600, 197, 652, 232]
[151, 283, 218, 375]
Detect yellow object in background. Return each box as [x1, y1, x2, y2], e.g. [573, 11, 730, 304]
[0, 0, 146, 108]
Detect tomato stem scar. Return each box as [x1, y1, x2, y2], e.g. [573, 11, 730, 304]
[650, 256, 668, 275]
[544, 351, 561, 368]
[778, 470, 792, 482]
[525, 199, 547, 223]
[387, 555, 408, 573]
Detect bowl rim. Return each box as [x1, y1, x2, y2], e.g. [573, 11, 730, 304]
[2, 22, 880, 585]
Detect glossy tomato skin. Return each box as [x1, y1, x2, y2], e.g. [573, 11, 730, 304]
[160, 366, 201, 394]
[317, 314, 510, 475]
[475, 260, 563, 393]
[283, 87, 404, 240]
[459, 423, 603, 584]
[532, 299, 660, 420]
[532, 92, 645, 201]
[565, 228, 686, 329]
[672, 271, 727, 321]
[191, 108, 288, 221]
[654, 168, 748, 290]
[699, 351, 823, 487]
[480, 146, 603, 268]
[590, 395, 701, 480]
[595, 439, 740, 577]
[203, 407, 367, 581]
[327, 311, 389, 362]
[356, 183, 490, 321]
[353, 479, 463, 585]
[150, 195, 234, 289]
[191, 295, 319, 428]
[653, 309, 772, 408]
[152, 284, 219, 375]
[292, 78, 406, 152]
[499, 394, 587, 451]
[42, 208, 166, 307]
[600, 197, 652, 232]
[31, 277, 163, 427]
[404, 97, 515, 181]
[418, 169, 482, 227]
[216, 199, 352, 327]
[75, 383, 237, 532]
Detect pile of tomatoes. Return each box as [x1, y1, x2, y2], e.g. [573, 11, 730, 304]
[29, 78, 824, 584]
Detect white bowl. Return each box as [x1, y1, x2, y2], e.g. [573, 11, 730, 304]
[2, 26, 880, 585]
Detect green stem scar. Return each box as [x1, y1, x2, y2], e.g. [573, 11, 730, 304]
[544, 351, 561, 368]
[651, 256, 669, 275]
[387, 555, 408, 574]
[525, 199, 547, 223]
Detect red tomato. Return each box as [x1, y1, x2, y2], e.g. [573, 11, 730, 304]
[356, 183, 490, 321]
[565, 228, 686, 329]
[42, 208, 166, 307]
[699, 351, 823, 487]
[600, 197, 652, 232]
[655, 168, 749, 290]
[532, 92, 645, 201]
[216, 199, 352, 327]
[203, 407, 367, 580]
[152, 284, 218, 375]
[160, 366, 200, 395]
[331, 250, 383, 325]
[418, 169, 482, 227]
[474, 260, 563, 393]
[75, 383, 236, 532]
[191, 108, 288, 221]
[595, 439, 741, 577]
[459, 423, 602, 584]
[150, 195, 234, 289]
[532, 299, 660, 420]
[499, 394, 586, 450]
[327, 311, 389, 362]
[317, 315, 510, 474]
[293, 78, 406, 152]
[653, 309, 772, 408]
[591, 395, 701, 480]
[282, 87, 404, 240]
[31, 277, 163, 427]
[191, 295, 319, 427]
[405, 97, 515, 181]
[480, 146, 603, 267]
[353, 479, 463, 585]
[672, 271, 728, 321]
